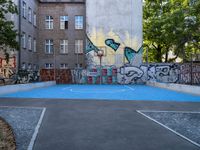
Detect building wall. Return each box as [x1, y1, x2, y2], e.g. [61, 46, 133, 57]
[86, 0, 143, 67]
[38, 2, 86, 69]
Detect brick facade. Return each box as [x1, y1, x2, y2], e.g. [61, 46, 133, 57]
[38, 1, 86, 69]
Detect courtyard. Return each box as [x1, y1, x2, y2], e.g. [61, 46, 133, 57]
[0, 84, 200, 150]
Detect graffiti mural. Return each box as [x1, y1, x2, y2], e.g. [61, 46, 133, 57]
[124, 46, 143, 64]
[86, 37, 100, 54]
[192, 64, 200, 84]
[0, 56, 16, 78]
[117, 65, 144, 84]
[105, 39, 120, 51]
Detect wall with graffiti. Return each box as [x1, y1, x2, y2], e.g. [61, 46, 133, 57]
[85, 0, 143, 67]
[0, 56, 16, 78]
[70, 63, 200, 85]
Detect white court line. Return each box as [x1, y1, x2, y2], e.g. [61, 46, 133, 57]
[0, 106, 46, 150]
[137, 110, 200, 148]
[137, 110, 200, 114]
[28, 108, 46, 150]
[124, 85, 135, 92]
[0, 105, 45, 110]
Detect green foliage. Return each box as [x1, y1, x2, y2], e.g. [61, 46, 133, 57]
[0, 0, 19, 62]
[143, 0, 200, 63]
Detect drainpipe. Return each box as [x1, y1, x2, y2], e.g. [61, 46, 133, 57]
[18, 0, 21, 72]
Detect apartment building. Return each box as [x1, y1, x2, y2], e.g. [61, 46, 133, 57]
[0, 0, 86, 75]
[38, 0, 86, 69]
[1, 0, 143, 78]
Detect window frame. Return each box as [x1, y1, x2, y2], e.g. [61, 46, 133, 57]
[60, 40, 68, 54]
[75, 40, 83, 54]
[28, 7, 32, 23]
[45, 63, 54, 69]
[45, 16, 53, 29]
[22, 32, 26, 49]
[60, 16, 69, 29]
[33, 12, 37, 26]
[28, 35, 32, 51]
[33, 38, 36, 52]
[60, 63, 68, 69]
[22, 1, 26, 18]
[75, 16, 83, 30]
[45, 39, 54, 54]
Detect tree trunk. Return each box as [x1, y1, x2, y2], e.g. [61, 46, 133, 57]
[156, 45, 162, 62]
[165, 49, 169, 63]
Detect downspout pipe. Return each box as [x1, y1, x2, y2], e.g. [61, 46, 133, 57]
[18, 0, 21, 72]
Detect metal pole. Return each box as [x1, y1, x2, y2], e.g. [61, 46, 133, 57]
[100, 56, 102, 85]
[146, 47, 149, 83]
[18, 0, 22, 72]
[54, 48, 56, 81]
[191, 54, 193, 85]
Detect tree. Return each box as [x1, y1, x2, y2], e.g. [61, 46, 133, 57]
[143, 0, 200, 63]
[0, 0, 18, 62]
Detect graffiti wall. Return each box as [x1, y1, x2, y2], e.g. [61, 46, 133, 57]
[0, 56, 16, 78]
[86, 0, 143, 67]
[70, 63, 199, 85]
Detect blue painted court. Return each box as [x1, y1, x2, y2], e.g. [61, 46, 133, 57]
[1, 85, 200, 102]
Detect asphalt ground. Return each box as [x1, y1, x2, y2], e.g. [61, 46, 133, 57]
[0, 98, 200, 150]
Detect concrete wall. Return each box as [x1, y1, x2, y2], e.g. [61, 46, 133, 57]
[86, 0, 143, 67]
[0, 81, 56, 95]
[147, 81, 200, 96]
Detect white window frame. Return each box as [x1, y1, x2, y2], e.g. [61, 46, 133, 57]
[75, 40, 83, 54]
[22, 62, 26, 70]
[45, 16, 53, 29]
[28, 7, 32, 23]
[28, 35, 32, 50]
[33, 12, 36, 26]
[60, 16, 68, 29]
[75, 16, 83, 29]
[45, 39, 53, 54]
[45, 63, 53, 69]
[75, 63, 83, 68]
[28, 63, 32, 70]
[60, 63, 68, 69]
[22, 32, 26, 48]
[22, 1, 26, 18]
[60, 40, 68, 54]
[33, 39, 36, 52]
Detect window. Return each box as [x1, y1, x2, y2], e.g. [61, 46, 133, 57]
[45, 39, 53, 54]
[28, 7, 32, 23]
[45, 16, 53, 29]
[28, 63, 32, 70]
[60, 40, 68, 54]
[22, 32, 26, 48]
[22, 1, 26, 18]
[33, 13, 36, 26]
[33, 39, 36, 52]
[75, 40, 83, 54]
[60, 16, 68, 29]
[45, 63, 53, 69]
[60, 63, 68, 69]
[75, 63, 83, 68]
[21, 62, 26, 70]
[75, 16, 83, 29]
[33, 64, 39, 70]
[28, 35, 32, 50]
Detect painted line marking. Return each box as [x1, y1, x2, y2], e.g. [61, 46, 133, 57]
[0, 105, 45, 110]
[28, 108, 46, 150]
[124, 85, 135, 92]
[137, 110, 200, 114]
[137, 110, 200, 148]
